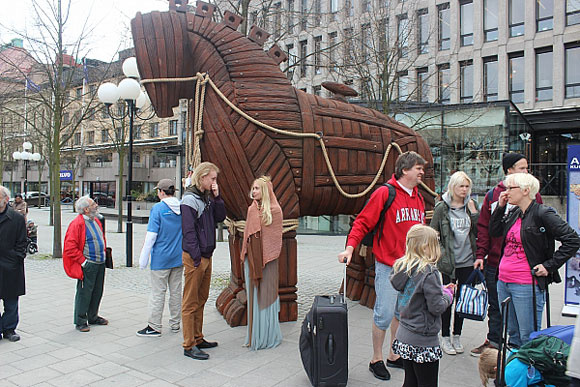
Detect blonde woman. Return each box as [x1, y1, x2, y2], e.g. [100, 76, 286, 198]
[429, 171, 479, 355]
[490, 173, 580, 347]
[240, 176, 283, 350]
[390, 225, 454, 387]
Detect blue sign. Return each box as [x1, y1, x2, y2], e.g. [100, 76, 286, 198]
[566, 145, 580, 308]
[59, 170, 73, 181]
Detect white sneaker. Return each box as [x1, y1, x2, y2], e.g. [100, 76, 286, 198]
[441, 336, 456, 355]
[452, 335, 464, 353]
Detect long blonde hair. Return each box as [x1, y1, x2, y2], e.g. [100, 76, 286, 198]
[249, 176, 273, 225]
[393, 224, 441, 276]
[478, 348, 498, 386]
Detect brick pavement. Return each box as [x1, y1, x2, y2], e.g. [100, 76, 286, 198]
[0, 207, 575, 386]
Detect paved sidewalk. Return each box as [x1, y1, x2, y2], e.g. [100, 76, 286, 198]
[0, 208, 575, 386]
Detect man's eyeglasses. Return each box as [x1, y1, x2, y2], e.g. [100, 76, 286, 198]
[506, 186, 521, 191]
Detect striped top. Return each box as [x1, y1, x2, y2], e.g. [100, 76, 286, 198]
[83, 217, 105, 264]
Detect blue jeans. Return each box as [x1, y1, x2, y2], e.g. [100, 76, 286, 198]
[497, 280, 545, 348]
[0, 298, 19, 333]
[374, 261, 398, 330]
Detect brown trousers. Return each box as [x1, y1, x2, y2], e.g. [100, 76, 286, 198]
[182, 252, 212, 350]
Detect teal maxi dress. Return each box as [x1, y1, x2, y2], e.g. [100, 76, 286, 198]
[243, 231, 282, 350]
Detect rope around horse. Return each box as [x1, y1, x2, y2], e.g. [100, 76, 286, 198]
[141, 74, 438, 198]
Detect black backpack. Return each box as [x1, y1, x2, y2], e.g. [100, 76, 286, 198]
[360, 184, 396, 247]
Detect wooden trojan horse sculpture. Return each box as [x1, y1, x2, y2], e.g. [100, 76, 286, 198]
[131, 0, 436, 326]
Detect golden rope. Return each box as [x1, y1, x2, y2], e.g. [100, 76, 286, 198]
[224, 217, 299, 235]
[141, 75, 438, 198]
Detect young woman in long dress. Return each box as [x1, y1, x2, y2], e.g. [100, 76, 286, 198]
[240, 176, 283, 350]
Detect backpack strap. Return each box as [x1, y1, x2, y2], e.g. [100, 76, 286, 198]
[375, 184, 396, 244]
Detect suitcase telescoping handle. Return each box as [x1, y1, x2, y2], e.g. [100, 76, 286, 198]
[496, 296, 512, 387]
[531, 268, 551, 330]
[342, 261, 347, 304]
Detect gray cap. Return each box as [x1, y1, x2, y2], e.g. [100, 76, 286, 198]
[154, 179, 177, 191]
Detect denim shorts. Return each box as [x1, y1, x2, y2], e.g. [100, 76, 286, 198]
[373, 261, 398, 330]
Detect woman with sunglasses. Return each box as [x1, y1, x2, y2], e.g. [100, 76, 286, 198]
[489, 173, 580, 347]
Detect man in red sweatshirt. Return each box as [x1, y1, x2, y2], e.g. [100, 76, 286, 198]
[339, 151, 426, 381]
[471, 153, 543, 356]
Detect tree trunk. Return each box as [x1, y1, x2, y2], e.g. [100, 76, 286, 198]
[116, 150, 125, 233]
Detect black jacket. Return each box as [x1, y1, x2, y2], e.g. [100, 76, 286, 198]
[0, 206, 27, 299]
[489, 201, 580, 290]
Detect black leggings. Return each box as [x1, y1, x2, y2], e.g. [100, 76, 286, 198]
[402, 359, 439, 387]
[441, 266, 474, 337]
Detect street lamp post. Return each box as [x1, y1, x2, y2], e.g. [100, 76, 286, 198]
[97, 57, 154, 268]
[13, 141, 41, 201]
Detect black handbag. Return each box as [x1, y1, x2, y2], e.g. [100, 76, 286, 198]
[105, 247, 113, 269]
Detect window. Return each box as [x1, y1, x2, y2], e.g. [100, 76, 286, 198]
[313, 85, 321, 96]
[397, 14, 409, 58]
[73, 132, 81, 146]
[62, 113, 69, 126]
[536, 48, 553, 101]
[299, 40, 308, 77]
[536, 0, 553, 31]
[362, 0, 370, 13]
[509, 53, 525, 103]
[273, 3, 282, 37]
[286, 43, 295, 78]
[345, 0, 354, 17]
[287, 0, 294, 32]
[438, 4, 450, 51]
[300, 0, 308, 30]
[483, 57, 498, 101]
[568, 0, 580, 25]
[314, 36, 322, 75]
[398, 72, 408, 101]
[135, 125, 142, 140]
[87, 131, 94, 144]
[460, 60, 474, 103]
[566, 45, 580, 98]
[76, 88, 82, 98]
[379, 18, 389, 54]
[343, 28, 353, 66]
[150, 123, 159, 138]
[169, 120, 178, 136]
[314, 0, 321, 27]
[417, 9, 429, 55]
[361, 77, 372, 100]
[360, 24, 370, 61]
[328, 32, 337, 71]
[329, 0, 338, 21]
[250, 11, 258, 26]
[509, 0, 525, 37]
[484, 0, 498, 42]
[417, 67, 429, 103]
[460, 1, 473, 46]
[101, 129, 108, 143]
[438, 64, 450, 104]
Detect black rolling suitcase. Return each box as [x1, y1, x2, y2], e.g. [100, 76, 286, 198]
[299, 264, 348, 387]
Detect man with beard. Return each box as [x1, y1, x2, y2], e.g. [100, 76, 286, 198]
[0, 186, 27, 342]
[63, 195, 109, 332]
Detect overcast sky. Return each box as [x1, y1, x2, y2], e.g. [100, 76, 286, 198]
[0, 0, 171, 62]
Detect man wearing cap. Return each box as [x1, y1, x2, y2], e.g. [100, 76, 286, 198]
[471, 153, 543, 356]
[137, 179, 183, 337]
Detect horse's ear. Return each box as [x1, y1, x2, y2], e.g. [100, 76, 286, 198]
[194, 1, 215, 18]
[268, 45, 287, 65]
[248, 25, 270, 47]
[223, 10, 243, 30]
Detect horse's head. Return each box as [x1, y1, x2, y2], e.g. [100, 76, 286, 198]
[131, 10, 194, 118]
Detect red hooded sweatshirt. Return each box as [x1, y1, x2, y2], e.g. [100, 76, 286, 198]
[347, 175, 425, 267]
